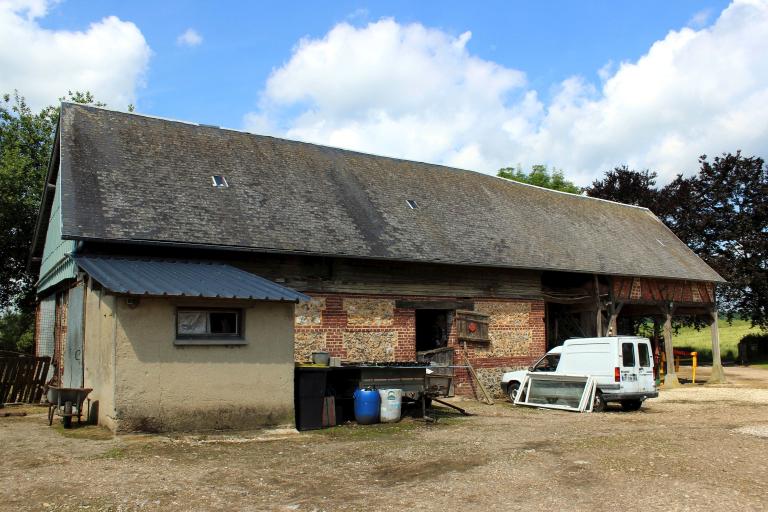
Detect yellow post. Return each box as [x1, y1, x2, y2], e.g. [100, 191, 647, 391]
[692, 352, 697, 384]
[660, 351, 665, 380]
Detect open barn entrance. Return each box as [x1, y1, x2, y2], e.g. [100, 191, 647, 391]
[415, 309, 450, 352]
[546, 303, 589, 349]
[542, 271, 609, 348]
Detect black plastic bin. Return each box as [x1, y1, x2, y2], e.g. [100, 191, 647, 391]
[294, 368, 328, 431]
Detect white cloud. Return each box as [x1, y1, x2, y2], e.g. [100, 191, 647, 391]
[688, 8, 713, 28]
[346, 8, 368, 21]
[248, 19, 526, 168]
[0, 0, 150, 111]
[176, 28, 202, 47]
[245, 1, 768, 185]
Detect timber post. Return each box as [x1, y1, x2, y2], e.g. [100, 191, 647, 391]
[607, 302, 623, 337]
[708, 308, 727, 384]
[661, 303, 680, 388]
[594, 275, 603, 337]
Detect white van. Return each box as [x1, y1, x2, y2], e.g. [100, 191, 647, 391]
[501, 336, 658, 411]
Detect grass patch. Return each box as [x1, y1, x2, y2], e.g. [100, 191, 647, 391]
[53, 422, 114, 440]
[315, 420, 421, 440]
[0, 404, 47, 416]
[98, 447, 126, 459]
[673, 319, 765, 361]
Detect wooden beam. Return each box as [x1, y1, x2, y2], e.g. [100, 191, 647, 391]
[708, 307, 727, 384]
[608, 301, 624, 336]
[594, 275, 603, 337]
[661, 303, 680, 388]
[394, 300, 474, 310]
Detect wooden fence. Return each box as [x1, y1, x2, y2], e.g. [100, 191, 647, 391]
[0, 354, 51, 404]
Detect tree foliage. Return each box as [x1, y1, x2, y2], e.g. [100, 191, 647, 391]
[582, 166, 659, 208]
[0, 310, 34, 353]
[586, 154, 768, 329]
[497, 164, 581, 194]
[0, 90, 102, 352]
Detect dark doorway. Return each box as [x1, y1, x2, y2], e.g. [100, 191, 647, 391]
[546, 302, 589, 349]
[415, 310, 450, 352]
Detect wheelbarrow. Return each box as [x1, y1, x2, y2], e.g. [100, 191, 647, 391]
[46, 386, 92, 428]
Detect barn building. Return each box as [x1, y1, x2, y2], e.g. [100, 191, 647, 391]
[30, 103, 725, 430]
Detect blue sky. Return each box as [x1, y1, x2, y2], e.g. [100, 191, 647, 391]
[39, 0, 729, 126]
[3, 0, 765, 184]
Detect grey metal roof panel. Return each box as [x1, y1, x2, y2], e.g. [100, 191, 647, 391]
[73, 255, 310, 301]
[59, 103, 724, 283]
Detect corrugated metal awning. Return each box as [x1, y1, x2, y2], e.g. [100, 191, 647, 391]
[73, 255, 310, 302]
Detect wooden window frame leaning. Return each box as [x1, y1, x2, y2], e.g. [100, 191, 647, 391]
[514, 373, 597, 413]
[174, 307, 246, 346]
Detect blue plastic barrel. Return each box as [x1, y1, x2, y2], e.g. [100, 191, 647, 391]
[353, 388, 381, 424]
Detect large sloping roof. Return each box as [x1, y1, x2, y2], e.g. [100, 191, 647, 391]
[55, 103, 723, 282]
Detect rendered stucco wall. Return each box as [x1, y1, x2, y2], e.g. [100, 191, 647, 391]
[86, 296, 295, 432]
[83, 285, 117, 431]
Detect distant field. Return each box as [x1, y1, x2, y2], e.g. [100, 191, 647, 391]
[673, 319, 765, 361]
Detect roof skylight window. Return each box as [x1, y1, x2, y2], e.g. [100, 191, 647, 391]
[406, 199, 419, 209]
[211, 175, 228, 188]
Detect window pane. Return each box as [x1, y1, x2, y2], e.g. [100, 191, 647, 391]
[638, 343, 651, 367]
[209, 312, 238, 334]
[527, 378, 588, 409]
[622, 342, 636, 367]
[178, 311, 207, 334]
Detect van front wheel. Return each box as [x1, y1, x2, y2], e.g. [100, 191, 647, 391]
[621, 400, 643, 411]
[507, 381, 522, 403]
[592, 391, 607, 412]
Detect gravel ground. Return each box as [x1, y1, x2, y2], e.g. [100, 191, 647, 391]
[1, 366, 767, 512]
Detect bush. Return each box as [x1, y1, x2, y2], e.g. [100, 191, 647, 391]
[737, 333, 768, 365]
[0, 310, 34, 353]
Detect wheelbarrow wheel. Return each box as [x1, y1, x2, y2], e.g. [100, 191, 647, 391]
[63, 401, 73, 429]
[47, 404, 55, 426]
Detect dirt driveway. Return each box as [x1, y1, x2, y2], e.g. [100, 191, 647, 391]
[2, 366, 767, 512]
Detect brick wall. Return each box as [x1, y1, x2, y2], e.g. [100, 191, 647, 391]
[451, 300, 546, 398]
[51, 290, 68, 385]
[295, 295, 416, 363]
[294, 293, 546, 399]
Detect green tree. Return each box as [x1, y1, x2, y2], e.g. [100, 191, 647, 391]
[586, 154, 768, 330]
[584, 166, 660, 208]
[497, 164, 581, 194]
[0, 90, 103, 352]
[666, 153, 768, 329]
[0, 311, 35, 353]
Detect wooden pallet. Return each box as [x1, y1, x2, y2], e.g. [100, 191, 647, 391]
[0, 355, 51, 404]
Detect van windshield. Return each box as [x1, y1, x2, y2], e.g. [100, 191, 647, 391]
[533, 354, 560, 372]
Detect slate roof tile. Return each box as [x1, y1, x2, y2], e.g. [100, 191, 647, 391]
[57, 103, 724, 283]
